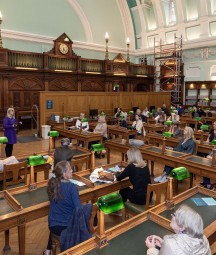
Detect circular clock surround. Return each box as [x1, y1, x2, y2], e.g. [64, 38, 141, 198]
[59, 43, 69, 54]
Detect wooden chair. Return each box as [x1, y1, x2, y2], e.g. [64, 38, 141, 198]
[173, 140, 198, 193]
[124, 178, 171, 219]
[51, 204, 99, 255]
[2, 161, 28, 252]
[3, 161, 28, 190]
[70, 156, 89, 172]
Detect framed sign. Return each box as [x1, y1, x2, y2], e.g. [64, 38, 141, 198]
[46, 100, 53, 109]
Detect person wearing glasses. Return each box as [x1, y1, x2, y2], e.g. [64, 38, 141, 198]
[3, 107, 21, 157]
[145, 205, 211, 255]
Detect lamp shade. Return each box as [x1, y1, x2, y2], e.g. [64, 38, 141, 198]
[100, 112, 106, 116]
[163, 132, 173, 137]
[81, 118, 88, 122]
[200, 125, 208, 130]
[48, 131, 59, 137]
[211, 139, 216, 145]
[0, 136, 8, 143]
[128, 125, 136, 130]
[170, 167, 190, 181]
[91, 143, 105, 152]
[27, 155, 45, 166]
[165, 121, 173, 125]
[194, 117, 201, 121]
[96, 193, 124, 214]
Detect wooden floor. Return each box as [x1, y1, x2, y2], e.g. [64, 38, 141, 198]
[0, 129, 215, 255]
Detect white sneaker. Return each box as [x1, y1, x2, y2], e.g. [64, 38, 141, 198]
[159, 175, 168, 183]
[154, 175, 163, 182]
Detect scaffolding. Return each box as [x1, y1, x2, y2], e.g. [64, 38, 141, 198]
[154, 35, 183, 103]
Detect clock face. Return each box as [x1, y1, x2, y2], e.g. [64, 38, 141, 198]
[59, 43, 69, 54]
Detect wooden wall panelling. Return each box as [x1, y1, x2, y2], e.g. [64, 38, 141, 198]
[105, 93, 119, 115]
[39, 92, 171, 127]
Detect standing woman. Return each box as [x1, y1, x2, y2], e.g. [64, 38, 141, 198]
[3, 107, 19, 157]
[116, 148, 152, 205]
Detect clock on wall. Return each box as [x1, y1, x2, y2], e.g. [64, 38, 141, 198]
[59, 43, 69, 54]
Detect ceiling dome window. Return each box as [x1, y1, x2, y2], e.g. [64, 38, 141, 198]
[163, 0, 176, 26]
[210, 0, 216, 15]
[185, 0, 199, 21]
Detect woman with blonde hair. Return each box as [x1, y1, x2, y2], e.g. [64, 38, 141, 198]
[116, 148, 152, 205]
[3, 107, 20, 157]
[154, 127, 195, 183]
[145, 205, 211, 255]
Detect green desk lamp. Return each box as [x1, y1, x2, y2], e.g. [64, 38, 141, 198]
[97, 193, 124, 214]
[48, 130, 59, 151]
[165, 120, 173, 125]
[200, 125, 208, 131]
[163, 132, 173, 137]
[170, 167, 190, 181]
[0, 137, 8, 157]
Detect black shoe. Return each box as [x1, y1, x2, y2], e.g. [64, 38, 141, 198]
[206, 185, 215, 191]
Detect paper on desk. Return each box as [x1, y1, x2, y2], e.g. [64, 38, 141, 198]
[191, 197, 216, 206]
[90, 167, 113, 183]
[69, 179, 86, 186]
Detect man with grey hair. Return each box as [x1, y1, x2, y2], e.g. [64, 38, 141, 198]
[54, 138, 75, 167]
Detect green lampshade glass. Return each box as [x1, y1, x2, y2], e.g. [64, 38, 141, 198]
[194, 117, 201, 121]
[27, 155, 45, 166]
[48, 131, 59, 137]
[128, 111, 134, 115]
[0, 136, 8, 143]
[165, 121, 173, 125]
[170, 167, 190, 181]
[200, 125, 208, 130]
[163, 132, 173, 137]
[81, 118, 88, 122]
[96, 193, 124, 214]
[211, 139, 216, 145]
[149, 112, 153, 117]
[128, 125, 136, 130]
[100, 112, 106, 116]
[92, 143, 105, 152]
[119, 114, 125, 119]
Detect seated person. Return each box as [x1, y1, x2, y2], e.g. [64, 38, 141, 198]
[141, 107, 149, 122]
[200, 152, 214, 191]
[154, 107, 162, 118]
[114, 107, 127, 118]
[161, 103, 170, 115]
[75, 113, 89, 131]
[169, 123, 182, 138]
[93, 116, 107, 141]
[155, 111, 166, 124]
[115, 148, 152, 205]
[154, 127, 195, 183]
[44, 160, 92, 255]
[54, 138, 75, 167]
[167, 110, 180, 124]
[132, 114, 143, 135]
[176, 104, 183, 116]
[145, 205, 211, 255]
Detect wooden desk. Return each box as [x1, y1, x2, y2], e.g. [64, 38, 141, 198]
[106, 139, 216, 180]
[58, 186, 216, 255]
[0, 162, 130, 255]
[52, 127, 103, 149]
[147, 133, 214, 155]
[143, 123, 165, 134]
[0, 147, 91, 183]
[108, 126, 137, 143]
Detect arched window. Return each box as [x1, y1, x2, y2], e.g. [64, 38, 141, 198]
[163, 0, 176, 26]
[210, 0, 216, 15]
